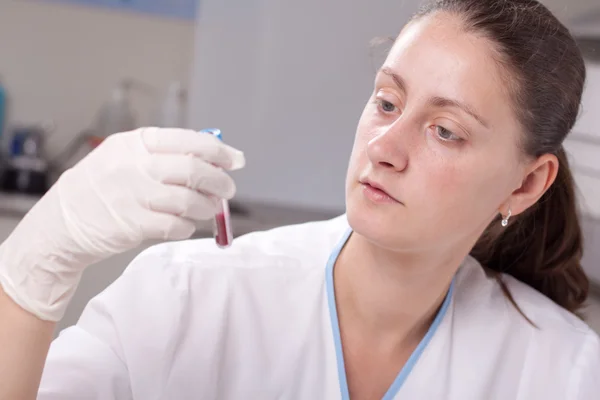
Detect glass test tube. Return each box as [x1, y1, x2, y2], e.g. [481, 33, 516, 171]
[199, 128, 233, 248]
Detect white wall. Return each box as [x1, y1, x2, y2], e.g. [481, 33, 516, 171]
[188, 0, 422, 212]
[0, 0, 195, 157]
[564, 64, 600, 219]
[188, 0, 600, 213]
[540, 0, 600, 23]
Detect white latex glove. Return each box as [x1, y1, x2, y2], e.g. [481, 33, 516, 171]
[0, 127, 245, 322]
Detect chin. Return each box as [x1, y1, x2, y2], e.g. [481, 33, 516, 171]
[345, 190, 406, 251]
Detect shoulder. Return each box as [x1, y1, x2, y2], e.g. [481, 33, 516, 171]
[74, 215, 350, 359]
[501, 273, 600, 395]
[454, 256, 600, 393]
[455, 255, 596, 334]
[121, 214, 350, 285]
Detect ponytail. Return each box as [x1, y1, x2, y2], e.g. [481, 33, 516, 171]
[471, 147, 589, 317]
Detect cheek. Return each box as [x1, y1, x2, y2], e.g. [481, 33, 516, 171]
[416, 154, 513, 228]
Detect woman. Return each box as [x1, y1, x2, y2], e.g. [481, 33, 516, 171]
[1, 0, 598, 398]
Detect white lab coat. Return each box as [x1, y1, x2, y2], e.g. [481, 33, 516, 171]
[38, 215, 600, 399]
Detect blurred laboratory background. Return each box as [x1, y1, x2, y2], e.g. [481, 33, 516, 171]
[0, 0, 598, 335]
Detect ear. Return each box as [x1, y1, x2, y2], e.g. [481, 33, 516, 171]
[501, 154, 559, 217]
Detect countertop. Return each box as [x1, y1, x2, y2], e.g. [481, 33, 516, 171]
[0, 192, 341, 239]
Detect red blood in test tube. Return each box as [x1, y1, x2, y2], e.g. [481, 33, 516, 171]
[199, 128, 234, 248]
[214, 208, 232, 248]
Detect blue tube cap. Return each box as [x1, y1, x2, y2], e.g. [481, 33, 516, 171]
[199, 128, 222, 141]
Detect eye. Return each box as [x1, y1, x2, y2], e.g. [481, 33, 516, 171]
[381, 100, 396, 113]
[435, 125, 462, 142]
[376, 98, 398, 113]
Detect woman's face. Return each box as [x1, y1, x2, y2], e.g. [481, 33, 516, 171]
[346, 14, 528, 253]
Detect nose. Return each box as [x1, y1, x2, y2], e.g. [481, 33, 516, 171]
[366, 121, 411, 172]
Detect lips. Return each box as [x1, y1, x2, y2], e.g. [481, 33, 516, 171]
[360, 178, 401, 204]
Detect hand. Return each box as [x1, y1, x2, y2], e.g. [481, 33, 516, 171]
[0, 127, 245, 321]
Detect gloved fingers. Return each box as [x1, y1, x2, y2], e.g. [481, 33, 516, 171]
[140, 127, 245, 171]
[148, 183, 219, 221]
[146, 154, 236, 200]
[138, 210, 197, 240]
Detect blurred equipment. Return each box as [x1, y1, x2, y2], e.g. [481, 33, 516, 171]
[0, 125, 50, 195]
[45, 79, 189, 176]
[0, 77, 6, 140]
[48, 79, 142, 169]
[156, 81, 187, 128]
[90, 79, 137, 146]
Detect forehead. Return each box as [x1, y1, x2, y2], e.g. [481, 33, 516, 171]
[383, 13, 518, 133]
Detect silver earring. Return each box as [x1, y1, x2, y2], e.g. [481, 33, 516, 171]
[501, 208, 512, 227]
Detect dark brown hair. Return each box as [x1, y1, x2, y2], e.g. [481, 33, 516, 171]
[415, 0, 589, 316]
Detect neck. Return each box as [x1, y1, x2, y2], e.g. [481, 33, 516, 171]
[334, 232, 466, 346]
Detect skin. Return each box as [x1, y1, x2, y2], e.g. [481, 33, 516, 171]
[334, 13, 558, 400]
[0, 11, 559, 400]
[0, 287, 55, 400]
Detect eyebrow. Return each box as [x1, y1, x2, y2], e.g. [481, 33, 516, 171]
[381, 67, 408, 94]
[429, 96, 490, 129]
[379, 67, 490, 129]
